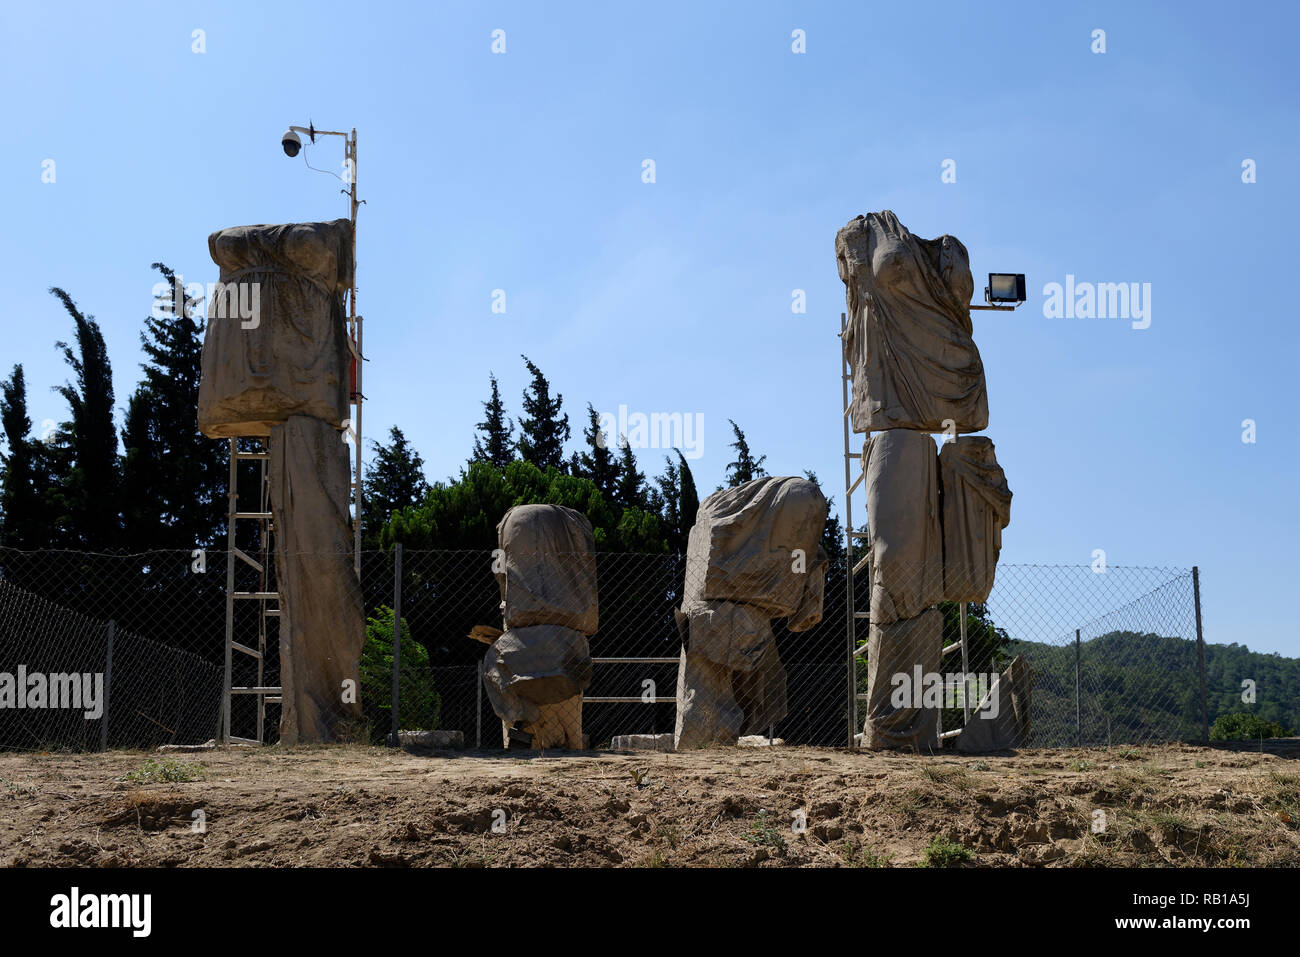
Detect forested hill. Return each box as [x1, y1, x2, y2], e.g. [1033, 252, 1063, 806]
[1008, 630, 1299, 744]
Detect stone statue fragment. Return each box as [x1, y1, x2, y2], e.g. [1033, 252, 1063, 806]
[837, 211, 987, 434]
[863, 429, 943, 625]
[861, 608, 942, 751]
[480, 504, 597, 749]
[674, 477, 828, 749]
[198, 220, 353, 439]
[269, 414, 363, 745]
[939, 436, 1012, 603]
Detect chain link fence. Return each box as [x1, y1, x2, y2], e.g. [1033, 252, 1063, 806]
[0, 546, 1210, 752]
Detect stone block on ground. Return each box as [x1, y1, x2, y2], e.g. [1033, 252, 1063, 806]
[609, 733, 675, 751]
[397, 730, 465, 749]
[955, 656, 1032, 753]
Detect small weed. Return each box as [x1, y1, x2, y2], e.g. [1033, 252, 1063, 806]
[122, 758, 206, 784]
[919, 764, 971, 790]
[841, 839, 891, 867]
[743, 810, 787, 854]
[1, 776, 42, 796]
[654, 824, 682, 850]
[1070, 759, 1094, 772]
[919, 835, 974, 868]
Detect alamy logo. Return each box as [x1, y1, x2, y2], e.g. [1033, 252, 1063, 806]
[1042, 275, 1151, 330]
[49, 887, 151, 937]
[0, 666, 103, 719]
[596, 405, 704, 460]
[890, 668, 1001, 718]
[151, 276, 261, 329]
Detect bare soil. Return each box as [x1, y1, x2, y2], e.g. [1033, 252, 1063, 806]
[2, 742, 1298, 867]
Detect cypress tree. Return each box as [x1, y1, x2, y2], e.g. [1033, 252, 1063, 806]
[120, 264, 226, 550]
[0, 364, 53, 549]
[614, 437, 646, 510]
[572, 403, 619, 502]
[363, 425, 430, 545]
[516, 355, 570, 472]
[48, 286, 120, 550]
[723, 419, 767, 488]
[470, 372, 514, 470]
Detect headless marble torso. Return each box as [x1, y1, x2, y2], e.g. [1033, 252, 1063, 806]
[838, 211, 987, 434]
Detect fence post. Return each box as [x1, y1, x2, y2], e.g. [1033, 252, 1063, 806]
[1074, 628, 1081, 748]
[390, 543, 402, 747]
[1193, 565, 1208, 743]
[100, 620, 115, 751]
[475, 667, 482, 749]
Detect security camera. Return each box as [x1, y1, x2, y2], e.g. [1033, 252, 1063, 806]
[281, 129, 302, 157]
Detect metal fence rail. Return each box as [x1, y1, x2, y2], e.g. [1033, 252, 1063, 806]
[0, 546, 1210, 752]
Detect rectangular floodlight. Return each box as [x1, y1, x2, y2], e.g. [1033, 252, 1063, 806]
[987, 273, 1026, 304]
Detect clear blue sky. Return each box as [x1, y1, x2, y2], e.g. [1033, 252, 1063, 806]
[2, 2, 1296, 655]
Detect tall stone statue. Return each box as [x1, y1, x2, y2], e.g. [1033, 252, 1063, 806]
[479, 504, 598, 749]
[198, 219, 361, 745]
[838, 211, 1017, 752]
[674, 477, 828, 749]
[859, 429, 943, 750]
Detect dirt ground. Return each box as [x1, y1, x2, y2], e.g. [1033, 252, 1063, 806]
[2, 741, 1298, 867]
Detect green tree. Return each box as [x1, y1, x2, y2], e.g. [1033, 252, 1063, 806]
[1210, 712, 1289, 741]
[654, 449, 699, 553]
[470, 372, 514, 470]
[614, 437, 647, 510]
[120, 264, 226, 550]
[360, 605, 441, 741]
[803, 470, 846, 578]
[0, 365, 54, 550]
[678, 450, 700, 539]
[724, 419, 767, 488]
[570, 403, 619, 503]
[516, 355, 570, 472]
[363, 425, 430, 547]
[48, 286, 120, 550]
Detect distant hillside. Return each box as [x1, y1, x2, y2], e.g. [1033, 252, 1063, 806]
[1006, 631, 1299, 747]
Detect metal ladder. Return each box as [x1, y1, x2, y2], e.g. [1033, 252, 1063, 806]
[221, 438, 281, 744]
[839, 311, 969, 748]
[219, 318, 364, 745]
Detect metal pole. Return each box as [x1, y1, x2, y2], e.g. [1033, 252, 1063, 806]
[390, 543, 402, 746]
[960, 603, 970, 724]
[100, 620, 115, 751]
[349, 129, 363, 578]
[222, 438, 237, 745]
[1074, 628, 1082, 747]
[1193, 566, 1208, 743]
[840, 311, 857, 747]
[475, 668, 482, 749]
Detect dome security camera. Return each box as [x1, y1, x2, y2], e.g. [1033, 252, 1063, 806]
[281, 129, 302, 157]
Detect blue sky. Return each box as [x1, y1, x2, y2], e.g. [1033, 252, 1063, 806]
[2, 2, 1296, 655]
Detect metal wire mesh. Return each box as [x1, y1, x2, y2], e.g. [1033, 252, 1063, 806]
[0, 546, 1205, 752]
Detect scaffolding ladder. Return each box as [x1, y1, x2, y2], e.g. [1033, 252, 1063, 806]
[221, 438, 281, 745]
[839, 312, 969, 748]
[219, 314, 363, 745]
